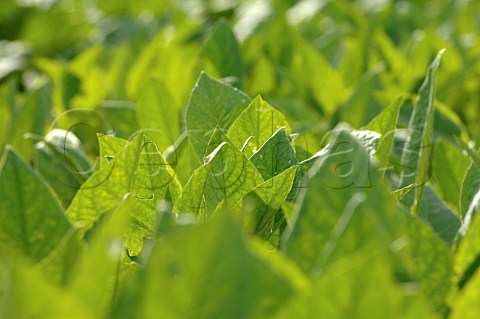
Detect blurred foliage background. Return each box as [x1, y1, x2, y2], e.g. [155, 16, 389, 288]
[1, 2, 480, 317]
[1, 0, 479, 164]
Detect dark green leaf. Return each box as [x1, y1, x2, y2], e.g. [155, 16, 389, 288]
[417, 186, 460, 245]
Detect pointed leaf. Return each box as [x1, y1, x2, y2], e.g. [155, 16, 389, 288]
[282, 131, 452, 313]
[365, 95, 403, 170]
[250, 127, 298, 180]
[178, 128, 263, 218]
[66, 134, 144, 229]
[228, 96, 291, 158]
[399, 49, 445, 214]
[241, 166, 298, 237]
[66, 134, 181, 247]
[282, 131, 378, 273]
[185, 72, 250, 159]
[460, 163, 480, 218]
[203, 19, 243, 85]
[0, 147, 70, 262]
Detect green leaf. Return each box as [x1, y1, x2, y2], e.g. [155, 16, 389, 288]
[137, 79, 181, 152]
[350, 129, 381, 157]
[432, 141, 470, 211]
[404, 216, 453, 314]
[125, 138, 181, 256]
[457, 189, 480, 241]
[185, 72, 251, 160]
[10, 85, 51, 161]
[460, 164, 480, 218]
[450, 267, 480, 319]
[228, 96, 291, 158]
[131, 214, 304, 319]
[291, 37, 346, 116]
[400, 49, 446, 214]
[241, 166, 298, 237]
[456, 138, 480, 171]
[339, 67, 382, 128]
[178, 128, 263, 218]
[33, 141, 86, 208]
[282, 131, 378, 273]
[276, 246, 438, 319]
[1, 257, 94, 319]
[124, 32, 165, 100]
[100, 100, 139, 139]
[365, 95, 403, 170]
[417, 186, 460, 246]
[65, 134, 143, 229]
[398, 101, 466, 146]
[203, 19, 243, 86]
[38, 228, 85, 286]
[454, 197, 480, 287]
[66, 134, 181, 246]
[69, 195, 135, 318]
[281, 132, 452, 313]
[97, 134, 128, 169]
[250, 127, 298, 180]
[228, 96, 291, 157]
[0, 146, 70, 262]
[31, 129, 92, 207]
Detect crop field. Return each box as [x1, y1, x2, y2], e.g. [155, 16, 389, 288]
[0, 0, 480, 318]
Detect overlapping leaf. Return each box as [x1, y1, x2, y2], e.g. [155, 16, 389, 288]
[364, 95, 403, 170]
[282, 131, 453, 313]
[121, 214, 305, 319]
[399, 49, 445, 214]
[228, 96, 291, 158]
[250, 127, 298, 180]
[240, 166, 298, 237]
[460, 163, 480, 218]
[65, 134, 181, 256]
[177, 128, 263, 218]
[185, 72, 251, 159]
[0, 147, 70, 262]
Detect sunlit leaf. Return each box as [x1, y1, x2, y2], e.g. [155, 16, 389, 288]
[228, 96, 291, 159]
[186, 72, 251, 159]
